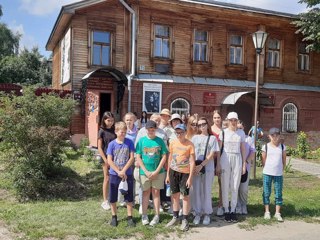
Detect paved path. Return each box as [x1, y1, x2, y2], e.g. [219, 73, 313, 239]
[290, 158, 320, 178]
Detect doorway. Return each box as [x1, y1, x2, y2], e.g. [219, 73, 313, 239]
[99, 93, 112, 123]
[227, 101, 253, 134]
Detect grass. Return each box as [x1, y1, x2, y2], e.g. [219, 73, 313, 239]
[0, 148, 319, 239]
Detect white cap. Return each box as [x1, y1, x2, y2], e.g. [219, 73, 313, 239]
[170, 113, 182, 122]
[227, 112, 238, 120]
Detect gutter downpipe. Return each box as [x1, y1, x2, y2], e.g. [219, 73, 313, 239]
[119, 0, 136, 112]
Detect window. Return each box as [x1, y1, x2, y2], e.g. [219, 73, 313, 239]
[92, 31, 111, 66]
[194, 30, 208, 62]
[266, 38, 281, 68]
[229, 35, 243, 65]
[282, 103, 298, 132]
[298, 43, 310, 71]
[171, 98, 190, 116]
[154, 25, 170, 58]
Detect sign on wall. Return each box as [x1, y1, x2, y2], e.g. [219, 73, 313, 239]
[143, 83, 162, 113]
[61, 28, 71, 84]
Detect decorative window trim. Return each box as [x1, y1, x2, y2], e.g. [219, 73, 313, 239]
[282, 103, 298, 133]
[227, 32, 245, 66]
[170, 98, 190, 116]
[192, 29, 210, 63]
[151, 23, 174, 61]
[266, 38, 282, 69]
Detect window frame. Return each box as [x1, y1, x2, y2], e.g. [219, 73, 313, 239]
[266, 38, 281, 69]
[228, 34, 244, 65]
[170, 98, 190, 116]
[297, 42, 310, 72]
[152, 24, 172, 59]
[90, 30, 113, 67]
[282, 103, 298, 133]
[193, 29, 209, 63]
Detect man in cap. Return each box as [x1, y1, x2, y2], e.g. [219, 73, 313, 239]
[136, 120, 168, 227]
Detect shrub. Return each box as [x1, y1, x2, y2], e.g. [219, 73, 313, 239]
[0, 87, 75, 201]
[296, 131, 310, 159]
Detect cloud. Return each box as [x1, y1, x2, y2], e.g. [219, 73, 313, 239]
[8, 21, 38, 52]
[20, 0, 79, 16]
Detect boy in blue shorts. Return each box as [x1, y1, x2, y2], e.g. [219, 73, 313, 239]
[107, 121, 135, 227]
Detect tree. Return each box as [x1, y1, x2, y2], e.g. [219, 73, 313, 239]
[294, 0, 320, 51]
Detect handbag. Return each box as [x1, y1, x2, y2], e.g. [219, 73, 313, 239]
[195, 135, 211, 174]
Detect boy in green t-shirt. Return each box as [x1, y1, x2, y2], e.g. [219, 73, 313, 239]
[136, 120, 168, 227]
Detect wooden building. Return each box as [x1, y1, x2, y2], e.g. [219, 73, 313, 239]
[46, 0, 320, 147]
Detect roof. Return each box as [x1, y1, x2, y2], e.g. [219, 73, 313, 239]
[135, 74, 320, 93]
[47, 0, 298, 50]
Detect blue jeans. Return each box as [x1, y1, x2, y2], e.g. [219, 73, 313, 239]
[262, 174, 283, 206]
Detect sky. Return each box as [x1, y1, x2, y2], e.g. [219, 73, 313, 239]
[1, 0, 309, 58]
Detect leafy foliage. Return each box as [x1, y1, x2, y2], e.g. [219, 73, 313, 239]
[0, 87, 76, 200]
[296, 131, 310, 159]
[294, 0, 320, 51]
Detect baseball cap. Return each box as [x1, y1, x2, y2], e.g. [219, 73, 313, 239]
[269, 127, 280, 135]
[145, 120, 157, 129]
[170, 113, 182, 122]
[174, 124, 186, 131]
[160, 108, 171, 116]
[227, 112, 238, 120]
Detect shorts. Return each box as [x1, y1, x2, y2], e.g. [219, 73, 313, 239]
[140, 172, 165, 191]
[169, 170, 190, 196]
[109, 174, 134, 203]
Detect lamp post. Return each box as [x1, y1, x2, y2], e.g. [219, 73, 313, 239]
[251, 30, 268, 179]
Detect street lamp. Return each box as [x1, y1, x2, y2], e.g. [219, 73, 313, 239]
[251, 30, 268, 179]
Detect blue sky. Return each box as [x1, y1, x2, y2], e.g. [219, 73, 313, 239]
[1, 0, 309, 58]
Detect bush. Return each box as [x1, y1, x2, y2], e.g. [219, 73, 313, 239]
[296, 131, 310, 159]
[0, 87, 75, 201]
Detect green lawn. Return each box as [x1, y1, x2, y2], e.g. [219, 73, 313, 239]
[0, 152, 319, 239]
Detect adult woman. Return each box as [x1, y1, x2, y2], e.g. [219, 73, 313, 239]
[186, 115, 198, 140]
[191, 117, 220, 225]
[219, 112, 246, 223]
[98, 111, 116, 210]
[210, 110, 224, 216]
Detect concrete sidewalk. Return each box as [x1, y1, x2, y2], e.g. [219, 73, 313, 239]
[290, 158, 320, 178]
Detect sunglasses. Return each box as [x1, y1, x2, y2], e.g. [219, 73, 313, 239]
[191, 123, 197, 127]
[197, 123, 207, 128]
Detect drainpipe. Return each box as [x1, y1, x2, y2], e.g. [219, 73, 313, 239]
[119, 0, 136, 112]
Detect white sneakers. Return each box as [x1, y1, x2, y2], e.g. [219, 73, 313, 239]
[149, 215, 160, 226]
[264, 211, 271, 220]
[193, 215, 201, 225]
[274, 213, 284, 222]
[141, 215, 149, 225]
[202, 215, 211, 225]
[217, 207, 224, 216]
[101, 200, 111, 210]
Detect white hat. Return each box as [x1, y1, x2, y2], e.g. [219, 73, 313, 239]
[170, 113, 182, 122]
[227, 112, 238, 120]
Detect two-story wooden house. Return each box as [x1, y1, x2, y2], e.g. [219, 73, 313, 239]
[46, 0, 320, 147]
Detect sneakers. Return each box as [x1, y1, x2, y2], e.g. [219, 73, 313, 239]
[127, 218, 136, 227]
[242, 205, 248, 215]
[110, 217, 118, 227]
[159, 206, 164, 213]
[264, 211, 271, 220]
[230, 212, 238, 222]
[180, 219, 189, 231]
[149, 215, 160, 226]
[202, 215, 211, 225]
[101, 200, 111, 210]
[274, 213, 284, 222]
[166, 217, 179, 228]
[142, 215, 149, 225]
[193, 215, 201, 225]
[217, 207, 224, 216]
[224, 212, 231, 223]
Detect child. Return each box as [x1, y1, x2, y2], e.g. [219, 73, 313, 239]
[136, 120, 168, 226]
[166, 124, 195, 231]
[262, 127, 286, 222]
[107, 121, 135, 227]
[98, 112, 116, 211]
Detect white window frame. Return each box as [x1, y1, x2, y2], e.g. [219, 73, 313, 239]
[91, 30, 112, 66]
[154, 24, 171, 59]
[267, 38, 281, 68]
[282, 103, 298, 133]
[229, 35, 243, 65]
[170, 98, 190, 116]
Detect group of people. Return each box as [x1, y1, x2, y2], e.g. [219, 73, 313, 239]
[97, 109, 286, 230]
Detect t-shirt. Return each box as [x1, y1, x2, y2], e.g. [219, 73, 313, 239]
[98, 127, 116, 153]
[219, 128, 245, 154]
[191, 135, 219, 172]
[107, 138, 135, 176]
[135, 127, 168, 148]
[136, 136, 168, 175]
[262, 143, 286, 176]
[169, 139, 195, 174]
[126, 125, 138, 145]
